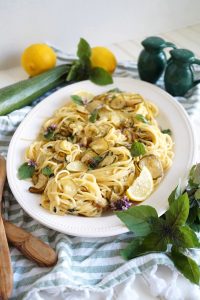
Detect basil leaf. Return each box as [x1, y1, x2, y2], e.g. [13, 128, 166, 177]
[18, 162, 35, 180]
[120, 237, 144, 260]
[130, 141, 146, 157]
[44, 131, 54, 140]
[90, 67, 113, 85]
[161, 129, 172, 135]
[135, 114, 148, 124]
[172, 225, 200, 248]
[77, 38, 91, 60]
[140, 232, 168, 252]
[108, 88, 123, 93]
[165, 193, 189, 227]
[42, 166, 53, 177]
[170, 247, 200, 285]
[189, 223, 200, 233]
[71, 95, 84, 106]
[116, 205, 158, 236]
[66, 60, 82, 81]
[88, 156, 104, 169]
[89, 109, 99, 123]
[195, 189, 200, 200]
[189, 164, 200, 185]
[168, 183, 182, 205]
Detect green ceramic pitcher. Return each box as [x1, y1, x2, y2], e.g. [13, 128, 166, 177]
[138, 36, 175, 83]
[164, 49, 200, 96]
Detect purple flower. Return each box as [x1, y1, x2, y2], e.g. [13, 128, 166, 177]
[27, 160, 37, 167]
[46, 124, 57, 133]
[110, 196, 132, 211]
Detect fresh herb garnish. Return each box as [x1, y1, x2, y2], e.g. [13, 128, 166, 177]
[89, 109, 99, 123]
[44, 124, 57, 140]
[71, 95, 84, 106]
[88, 156, 104, 169]
[161, 128, 172, 135]
[89, 67, 113, 86]
[42, 166, 53, 177]
[107, 88, 123, 93]
[135, 114, 149, 124]
[130, 141, 146, 157]
[185, 164, 200, 229]
[110, 196, 131, 211]
[116, 165, 200, 285]
[18, 161, 36, 179]
[66, 38, 113, 86]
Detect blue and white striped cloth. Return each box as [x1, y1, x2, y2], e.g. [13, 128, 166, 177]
[0, 57, 200, 300]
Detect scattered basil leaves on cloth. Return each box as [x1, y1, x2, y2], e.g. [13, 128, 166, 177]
[116, 163, 200, 285]
[67, 38, 113, 85]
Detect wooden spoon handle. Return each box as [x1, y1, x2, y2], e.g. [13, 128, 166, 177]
[4, 220, 58, 267]
[0, 156, 13, 300]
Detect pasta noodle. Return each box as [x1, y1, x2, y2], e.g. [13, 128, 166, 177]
[24, 90, 174, 216]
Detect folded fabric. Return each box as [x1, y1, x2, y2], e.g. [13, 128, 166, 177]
[0, 61, 200, 300]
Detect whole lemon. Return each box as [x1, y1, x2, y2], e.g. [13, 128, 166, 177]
[90, 47, 117, 73]
[21, 44, 56, 76]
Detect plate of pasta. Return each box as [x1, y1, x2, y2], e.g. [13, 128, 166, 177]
[7, 77, 196, 237]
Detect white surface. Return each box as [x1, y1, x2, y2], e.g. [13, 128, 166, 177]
[1, 0, 200, 69]
[7, 77, 196, 237]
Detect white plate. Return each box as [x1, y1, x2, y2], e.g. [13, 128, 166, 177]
[7, 78, 197, 237]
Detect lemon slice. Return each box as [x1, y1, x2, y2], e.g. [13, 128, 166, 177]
[126, 166, 153, 201]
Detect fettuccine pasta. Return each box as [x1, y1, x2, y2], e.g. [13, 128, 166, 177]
[23, 89, 174, 216]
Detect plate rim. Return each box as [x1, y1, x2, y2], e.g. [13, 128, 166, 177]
[6, 77, 197, 237]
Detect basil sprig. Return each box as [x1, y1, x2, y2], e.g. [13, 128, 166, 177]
[67, 38, 113, 86]
[116, 164, 200, 285]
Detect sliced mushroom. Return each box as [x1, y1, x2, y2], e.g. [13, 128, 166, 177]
[98, 154, 116, 167]
[29, 173, 48, 194]
[125, 95, 143, 107]
[139, 154, 163, 180]
[110, 97, 125, 109]
[61, 179, 78, 196]
[66, 161, 88, 172]
[81, 149, 97, 164]
[86, 100, 102, 112]
[89, 138, 109, 154]
[76, 106, 89, 114]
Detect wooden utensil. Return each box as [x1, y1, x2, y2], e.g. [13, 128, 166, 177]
[4, 220, 58, 267]
[0, 155, 58, 269]
[0, 156, 13, 300]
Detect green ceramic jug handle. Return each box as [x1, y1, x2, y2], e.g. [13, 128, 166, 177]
[163, 42, 176, 49]
[192, 58, 200, 86]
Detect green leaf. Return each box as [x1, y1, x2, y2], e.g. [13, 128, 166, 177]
[71, 95, 84, 106]
[135, 114, 148, 124]
[141, 232, 168, 252]
[42, 166, 53, 177]
[90, 67, 113, 85]
[170, 247, 200, 285]
[195, 189, 200, 200]
[88, 156, 104, 169]
[130, 141, 146, 157]
[116, 205, 158, 236]
[77, 38, 91, 60]
[121, 237, 144, 260]
[168, 184, 182, 205]
[107, 88, 123, 93]
[165, 193, 189, 227]
[66, 60, 81, 81]
[189, 164, 200, 185]
[172, 225, 200, 248]
[18, 162, 35, 180]
[44, 131, 54, 140]
[161, 129, 172, 135]
[189, 223, 200, 233]
[89, 109, 99, 123]
[187, 206, 199, 224]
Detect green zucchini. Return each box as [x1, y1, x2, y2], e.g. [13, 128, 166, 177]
[0, 64, 70, 116]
